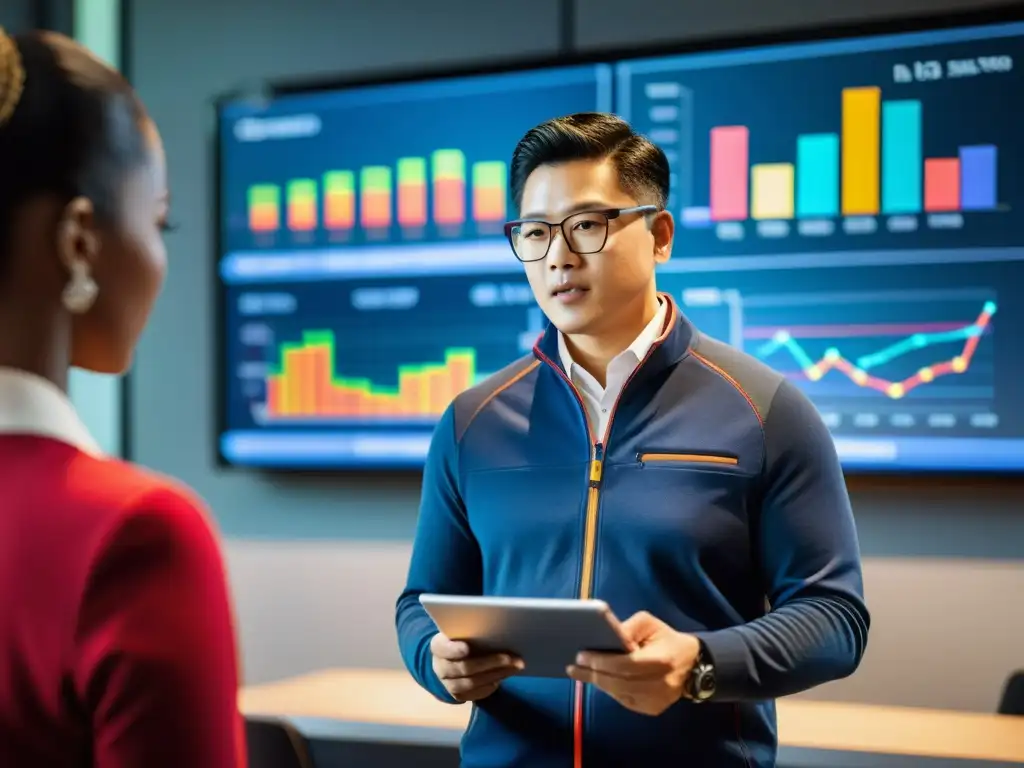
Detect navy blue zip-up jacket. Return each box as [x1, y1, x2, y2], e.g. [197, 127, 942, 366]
[396, 293, 870, 767]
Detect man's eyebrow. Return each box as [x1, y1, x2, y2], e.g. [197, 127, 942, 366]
[518, 200, 611, 220]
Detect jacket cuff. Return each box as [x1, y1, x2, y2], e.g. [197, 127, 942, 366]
[690, 628, 753, 702]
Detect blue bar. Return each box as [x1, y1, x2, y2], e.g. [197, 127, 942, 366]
[796, 134, 839, 217]
[959, 145, 997, 210]
[882, 100, 922, 214]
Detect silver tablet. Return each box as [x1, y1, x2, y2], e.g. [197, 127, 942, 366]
[419, 594, 631, 678]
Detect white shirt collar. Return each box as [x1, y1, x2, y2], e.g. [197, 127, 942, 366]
[0, 367, 102, 456]
[558, 298, 667, 380]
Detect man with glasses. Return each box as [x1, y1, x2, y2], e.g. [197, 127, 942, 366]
[396, 112, 869, 767]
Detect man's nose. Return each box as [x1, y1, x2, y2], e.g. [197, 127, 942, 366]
[546, 228, 579, 270]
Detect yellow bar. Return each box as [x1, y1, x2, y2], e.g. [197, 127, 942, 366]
[281, 348, 304, 415]
[751, 163, 795, 220]
[841, 86, 881, 216]
[415, 372, 431, 415]
[426, 367, 450, 415]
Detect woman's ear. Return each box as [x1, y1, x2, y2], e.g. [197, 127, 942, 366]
[56, 196, 100, 271]
[56, 196, 100, 314]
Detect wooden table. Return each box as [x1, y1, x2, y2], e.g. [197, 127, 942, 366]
[240, 668, 1024, 766]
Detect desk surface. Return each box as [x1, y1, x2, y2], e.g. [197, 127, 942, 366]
[240, 668, 1024, 764]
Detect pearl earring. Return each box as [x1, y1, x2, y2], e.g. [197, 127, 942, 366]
[62, 260, 98, 314]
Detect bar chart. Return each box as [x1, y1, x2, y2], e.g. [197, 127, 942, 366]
[220, 62, 612, 255]
[225, 275, 543, 430]
[243, 150, 509, 244]
[264, 335, 478, 421]
[618, 29, 1024, 255]
[692, 86, 1001, 227]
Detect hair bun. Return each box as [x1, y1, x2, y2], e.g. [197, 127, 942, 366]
[0, 27, 25, 127]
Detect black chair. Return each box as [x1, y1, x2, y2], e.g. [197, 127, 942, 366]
[245, 715, 315, 768]
[997, 670, 1024, 716]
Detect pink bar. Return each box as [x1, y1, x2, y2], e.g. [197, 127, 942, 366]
[710, 126, 749, 221]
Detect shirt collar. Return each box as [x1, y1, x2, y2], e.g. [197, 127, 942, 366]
[558, 297, 668, 377]
[0, 367, 102, 456]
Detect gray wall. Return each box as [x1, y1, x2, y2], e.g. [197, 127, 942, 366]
[128, 0, 1024, 713]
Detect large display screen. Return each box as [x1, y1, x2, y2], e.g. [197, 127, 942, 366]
[217, 17, 1024, 473]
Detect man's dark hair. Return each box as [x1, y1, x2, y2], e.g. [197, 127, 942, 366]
[509, 112, 670, 214]
[0, 30, 149, 266]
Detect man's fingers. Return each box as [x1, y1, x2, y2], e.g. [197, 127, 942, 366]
[446, 666, 519, 698]
[620, 610, 660, 644]
[566, 665, 635, 696]
[439, 653, 522, 679]
[454, 681, 501, 702]
[573, 651, 660, 679]
[430, 632, 471, 660]
[566, 665, 658, 708]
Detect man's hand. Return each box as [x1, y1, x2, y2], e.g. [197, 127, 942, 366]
[431, 632, 524, 702]
[567, 611, 701, 716]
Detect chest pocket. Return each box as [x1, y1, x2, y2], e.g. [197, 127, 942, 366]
[625, 448, 757, 566]
[636, 451, 739, 470]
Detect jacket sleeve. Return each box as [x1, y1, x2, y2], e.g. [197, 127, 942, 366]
[395, 403, 482, 703]
[74, 485, 246, 768]
[693, 380, 871, 701]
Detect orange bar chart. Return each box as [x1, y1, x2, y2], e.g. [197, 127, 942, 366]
[432, 149, 466, 227]
[360, 166, 392, 230]
[323, 170, 355, 231]
[471, 161, 507, 224]
[248, 184, 280, 232]
[265, 331, 477, 419]
[286, 179, 317, 231]
[397, 157, 427, 228]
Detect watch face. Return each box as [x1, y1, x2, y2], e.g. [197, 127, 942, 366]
[695, 668, 715, 700]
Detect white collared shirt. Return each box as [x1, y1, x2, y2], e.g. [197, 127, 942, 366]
[0, 367, 102, 456]
[558, 299, 667, 440]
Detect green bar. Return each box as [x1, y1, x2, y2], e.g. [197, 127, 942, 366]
[287, 178, 316, 203]
[471, 161, 506, 189]
[248, 184, 280, 207]
[432, 149, 465, 181]
[302, 330, 334, 347]
[338, 377, 372, 393]
[361, 166, 391, 193]
[397, 157, 426, 186]
[323, 171, 354, 195]
[446, 347, 476, 362]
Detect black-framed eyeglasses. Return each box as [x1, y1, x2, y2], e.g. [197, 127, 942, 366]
[503, 205, 660, 263]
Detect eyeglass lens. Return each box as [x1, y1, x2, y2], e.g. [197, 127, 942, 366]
[509, 211, 610, 261]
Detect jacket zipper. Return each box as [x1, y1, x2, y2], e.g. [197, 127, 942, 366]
[534, 343, 662, 768]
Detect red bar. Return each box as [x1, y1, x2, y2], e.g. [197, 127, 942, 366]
[710, 126, 749, 221]
[433, 179, 465, 226]
[398, 183, 427, 228]
[360, 191, 391, 229]
[924, 158, 960, 212]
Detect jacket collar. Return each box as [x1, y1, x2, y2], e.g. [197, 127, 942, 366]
[533, 291, 694, 375]
[0, 367, 102, 456]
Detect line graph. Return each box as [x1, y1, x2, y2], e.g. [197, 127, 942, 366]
[679, 285, 1000, 437]
[754, 301, 996, 399]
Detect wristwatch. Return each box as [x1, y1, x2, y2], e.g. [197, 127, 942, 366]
[686, 646, 716, 703]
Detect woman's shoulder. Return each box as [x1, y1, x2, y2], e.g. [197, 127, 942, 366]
[75, 455, 222, 556]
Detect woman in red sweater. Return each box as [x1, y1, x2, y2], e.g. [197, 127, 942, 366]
[0, 28, 246, 768]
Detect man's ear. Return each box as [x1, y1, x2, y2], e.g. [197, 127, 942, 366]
[651, 210, 674, 265]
